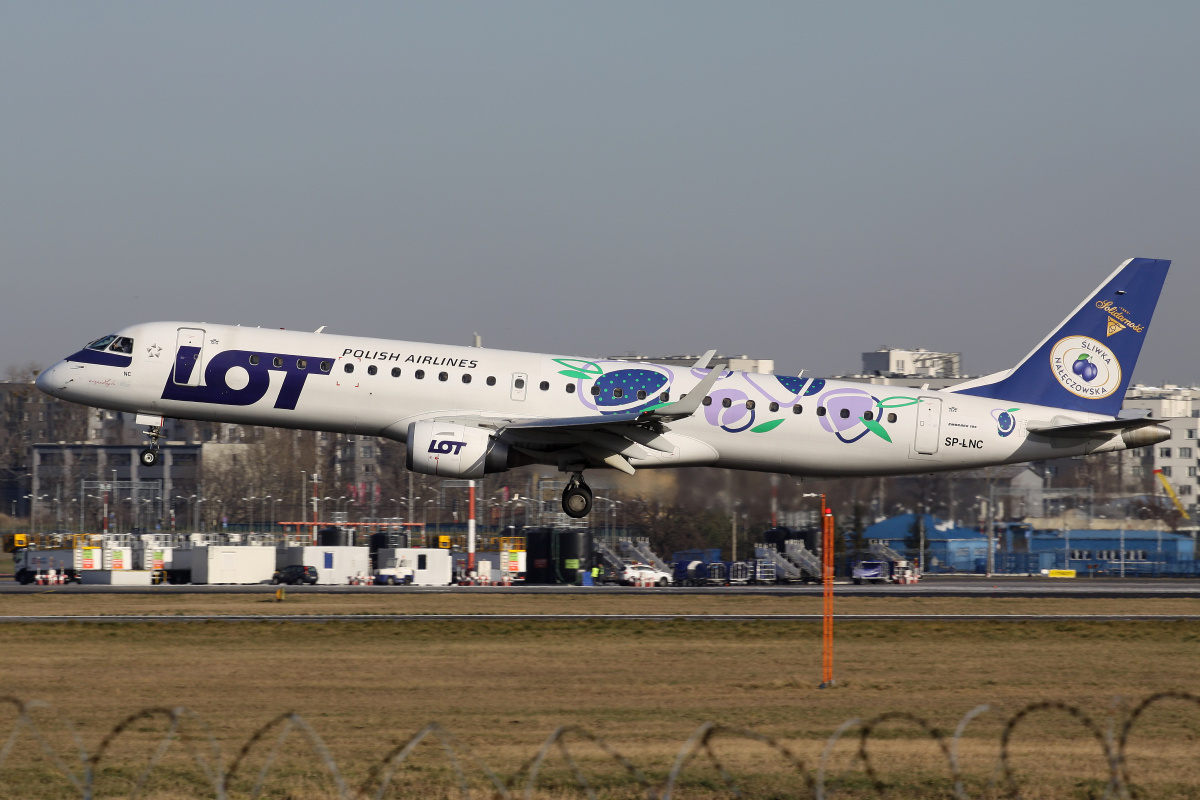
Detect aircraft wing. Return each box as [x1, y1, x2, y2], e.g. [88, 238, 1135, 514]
[420, 361, 728, 475]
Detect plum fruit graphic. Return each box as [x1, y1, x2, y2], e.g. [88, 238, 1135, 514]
[591, 369, 668, 411]
[991, 408, 1019, 437]
[1072, 354, 1099, 383]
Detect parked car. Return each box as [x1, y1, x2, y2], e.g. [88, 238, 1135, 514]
[621, 563, 673, 586]
[271, 565, 318, 585]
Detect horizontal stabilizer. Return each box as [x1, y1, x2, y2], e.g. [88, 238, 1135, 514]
[1027, 417, 1171, 448]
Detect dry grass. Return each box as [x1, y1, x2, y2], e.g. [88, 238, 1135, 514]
[2, 603, 1200, 798]
[2, 590, 1199, 618]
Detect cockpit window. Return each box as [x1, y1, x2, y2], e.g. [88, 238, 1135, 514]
[109, 337, 134, 354]
[86, 335, 117, 351]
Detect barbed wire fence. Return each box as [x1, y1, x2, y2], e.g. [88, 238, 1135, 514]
[2, 692, 1198, 799]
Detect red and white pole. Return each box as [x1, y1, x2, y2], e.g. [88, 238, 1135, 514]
[467, 480, 477, 572]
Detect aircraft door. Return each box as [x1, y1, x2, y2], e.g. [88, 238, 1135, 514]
[510, 373, 527, 401]
[914, 397, 942, 454]
[174, 328, 205, 386]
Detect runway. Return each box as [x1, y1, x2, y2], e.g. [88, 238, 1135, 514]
[2, 577, 1200, 598]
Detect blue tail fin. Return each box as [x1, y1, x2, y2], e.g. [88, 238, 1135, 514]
[952, 257, 1170, 416]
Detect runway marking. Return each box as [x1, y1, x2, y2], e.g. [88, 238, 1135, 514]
[1, 614, 1198, 623]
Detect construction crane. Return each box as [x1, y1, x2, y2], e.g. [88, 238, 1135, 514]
[1154, 469, 1192, 521]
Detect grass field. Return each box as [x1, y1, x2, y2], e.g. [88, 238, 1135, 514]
[2, 590, 1199, 618]
[2, 596, 1200, 798]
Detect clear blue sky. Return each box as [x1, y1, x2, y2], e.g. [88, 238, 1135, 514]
[3, 3, 1198, 383]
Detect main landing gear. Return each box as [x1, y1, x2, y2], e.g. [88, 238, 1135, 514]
[561, 473, 593, 518]
[140, 424, 164, 467]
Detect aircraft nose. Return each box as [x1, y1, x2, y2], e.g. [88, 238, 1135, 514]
[35, 363, 63, 396]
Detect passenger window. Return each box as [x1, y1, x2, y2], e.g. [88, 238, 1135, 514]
[109, 337, 134, 354]
[514, 378, 525, 389]
[660, 392, 670, 402]
[540, 381, 549, 391]
[486, 376, 496, 386]
[614, 388, 623, 399]
[817, 407, 827, 416]
[702, 396, 712, 406]
[839, 408, 849, 418]
[769, 402, 779, 412]
[793, 405, 803, 414]
[566, 383, 576, 393]
[297, 359, 307, 369]
[415, 370, 425, 379]
[344, 364, 354, 374]
[368, 365, 378, 375]
[273, 357, 283, 368]
[391, 367, 401, 377]
[864, 410, 873, 421]
[721, 397, 731, 408]
[439, 372, 448, 381]
[746, 400, 755, 410]
[887, 412, 897, 423]
[320, 361, 331, 372]
[637, 390, 646, 400]
[591, 385, 600, 396]
[462, 374, 472, 384]
[249, 355, 260, 366]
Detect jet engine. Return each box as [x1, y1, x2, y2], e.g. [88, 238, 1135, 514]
[405, 420, 512, 479]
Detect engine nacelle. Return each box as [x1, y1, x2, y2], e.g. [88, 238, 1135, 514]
[405, 420, 511, 479]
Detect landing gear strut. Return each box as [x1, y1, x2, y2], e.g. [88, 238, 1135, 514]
[140, 424, 164, 467]
[561, 473, 593, 518]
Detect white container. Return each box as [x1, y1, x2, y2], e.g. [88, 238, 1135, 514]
[275, 546, 371, 585]
[81, 570, 154, 586]
[104, 547, 133, 570]
[190, 546, 276, 584]
[376, 548, 452, 586]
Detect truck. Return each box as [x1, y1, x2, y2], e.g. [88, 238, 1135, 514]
[13, 547, 80, 584]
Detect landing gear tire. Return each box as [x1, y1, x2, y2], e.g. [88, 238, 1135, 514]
[562, 479, 593, 518]
[139, 448, 159, 467]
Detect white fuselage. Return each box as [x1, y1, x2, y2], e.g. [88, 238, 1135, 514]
[37, 321, 1132, 478]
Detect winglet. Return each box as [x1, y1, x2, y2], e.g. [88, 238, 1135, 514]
[644, 361, 726, 422]
[691, 349, 718, 370]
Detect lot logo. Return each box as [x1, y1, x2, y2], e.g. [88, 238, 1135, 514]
[428, 439, 468, 455]
[1049, 337, 1122, 399]
[162, 349, 333, 409]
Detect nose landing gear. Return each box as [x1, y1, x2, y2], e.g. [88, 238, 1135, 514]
[561, 473, 593, 518]
[139, 424, 165, 467]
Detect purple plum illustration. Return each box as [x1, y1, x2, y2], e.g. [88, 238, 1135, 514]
[1072, 354, 1099, 383]
[704, 388, 755, 432]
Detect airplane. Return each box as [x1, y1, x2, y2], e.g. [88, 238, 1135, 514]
[36, 257, 1172, 519]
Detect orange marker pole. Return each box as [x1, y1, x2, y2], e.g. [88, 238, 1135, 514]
[820, 497, 835, 688]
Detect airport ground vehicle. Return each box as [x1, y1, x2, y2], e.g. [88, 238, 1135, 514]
[852, 560, 890, 584]
[622, 563, 672, 586]
[271, 564, 318, 585]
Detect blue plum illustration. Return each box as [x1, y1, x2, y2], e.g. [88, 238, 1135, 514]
[1072, 354, 1099, 383]
[991, 408, 1019, 437]
[591, 369, 668, 413]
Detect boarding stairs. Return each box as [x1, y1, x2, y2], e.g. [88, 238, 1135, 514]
[869, 542, 906, 562]
[593, 539, 627, 576]
[619, 538, 672, 573]
[754, 544, 802, 581]
[783, 539, 822, 580]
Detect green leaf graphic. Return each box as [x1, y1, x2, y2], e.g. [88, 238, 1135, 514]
[552, 358, 603, 377]
[861, 417, 893, 443]
[878, 396, 921, 409]
[750, 419, 784, 434]
[557, 370, 595, 380]
[1006, 407, 1019, 413]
